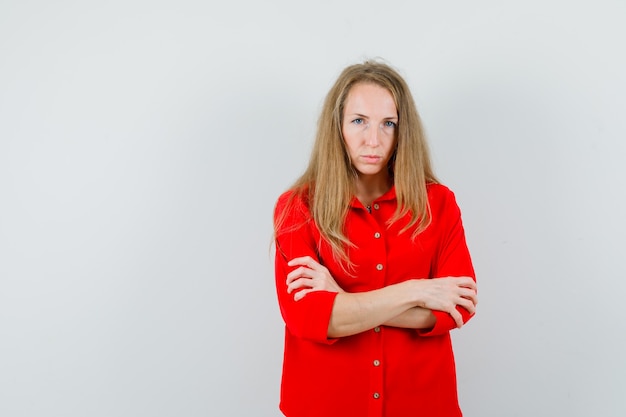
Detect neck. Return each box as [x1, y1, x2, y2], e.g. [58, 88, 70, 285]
[355, 173, 392, 207]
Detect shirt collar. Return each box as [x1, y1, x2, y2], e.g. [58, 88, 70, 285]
[349, 185, 397, 209]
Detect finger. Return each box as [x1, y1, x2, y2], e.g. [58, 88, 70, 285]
[456, 293, 476, 313]
[294, 288, 314, 301]
[459, 288, 478, 305]
[459, 298, 476, 315]
[437, 276, 475, 291]
[287, 277, 314, 294]
[456, 277, 476, 290]
[286, 266, 313, 285]
[288, 256, 317, 268]
[450, 309, 464, 328]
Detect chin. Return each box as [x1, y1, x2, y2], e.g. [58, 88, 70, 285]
[356, 169, 385, 177]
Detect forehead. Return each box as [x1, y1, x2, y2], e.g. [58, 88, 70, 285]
[344, 82, 397, 114]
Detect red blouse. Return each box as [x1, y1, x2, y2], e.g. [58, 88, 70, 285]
[274, 183, 476, 417]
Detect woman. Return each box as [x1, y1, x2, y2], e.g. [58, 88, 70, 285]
[273, 60, 477, 417]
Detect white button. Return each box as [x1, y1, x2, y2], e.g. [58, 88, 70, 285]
[376, 264, 383, 271]
[374, 232, 381, 239]
[373, 360, 380, 366]
[374, 327, 381, 333]
[373, 203, 380, 210]
[373, 392, 380, 399]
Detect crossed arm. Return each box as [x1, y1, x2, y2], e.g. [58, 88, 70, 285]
[286, 256, 477, 339]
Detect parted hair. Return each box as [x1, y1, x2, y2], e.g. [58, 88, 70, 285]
[275, 60, 438, 266]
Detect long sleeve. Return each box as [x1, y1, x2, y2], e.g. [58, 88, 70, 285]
[419, 187, 476, 336]
[274, 191, 338, 344]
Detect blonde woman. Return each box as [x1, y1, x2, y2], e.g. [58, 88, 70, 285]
[273, 61, 477, 417]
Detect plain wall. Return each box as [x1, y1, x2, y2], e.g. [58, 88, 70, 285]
[1, 1, 625, 416]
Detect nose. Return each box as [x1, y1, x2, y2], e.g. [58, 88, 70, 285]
[365, 124, 380, 147]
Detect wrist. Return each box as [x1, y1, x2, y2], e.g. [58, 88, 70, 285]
[405, 279, 426, 308]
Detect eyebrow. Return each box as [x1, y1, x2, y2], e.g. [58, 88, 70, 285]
[346, 113, 398, 120]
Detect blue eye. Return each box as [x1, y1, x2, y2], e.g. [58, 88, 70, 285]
[352, 118, 364, 125]
[384, 121, 397, 128]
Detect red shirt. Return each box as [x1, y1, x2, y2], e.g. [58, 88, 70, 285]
[274, 183, 476, 417]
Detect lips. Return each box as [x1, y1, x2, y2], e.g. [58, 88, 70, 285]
[361, 155, 382, 163]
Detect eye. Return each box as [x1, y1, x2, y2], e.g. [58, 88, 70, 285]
[352, 118, 364, 125]
[384, 120, 397, 128]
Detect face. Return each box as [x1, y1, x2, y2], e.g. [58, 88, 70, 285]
[342, 83, 398, 182]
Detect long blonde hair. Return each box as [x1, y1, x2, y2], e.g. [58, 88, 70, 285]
[275, 60, 438, 266]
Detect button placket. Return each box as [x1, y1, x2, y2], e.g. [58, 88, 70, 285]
[368, 199, 385, 411]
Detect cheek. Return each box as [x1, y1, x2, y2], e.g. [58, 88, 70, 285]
[342, 132, 358, 152]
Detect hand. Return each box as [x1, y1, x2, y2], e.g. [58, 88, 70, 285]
[286, 256, 345, 301]
[413, 277, 477, 328]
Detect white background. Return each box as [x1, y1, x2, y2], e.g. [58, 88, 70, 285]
[1, 1, 625, 416]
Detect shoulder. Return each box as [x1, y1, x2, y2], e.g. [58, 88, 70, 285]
[426, 183, 461, 216]
[427, 182, 455, 201]
[275, 188, 310, 216]
[274, 187, 312, 233]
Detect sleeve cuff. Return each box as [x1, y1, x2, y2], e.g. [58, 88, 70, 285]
[288, 290, 339, 344]
[417, 306, 474, 337]
[417, 310, 455, 336]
